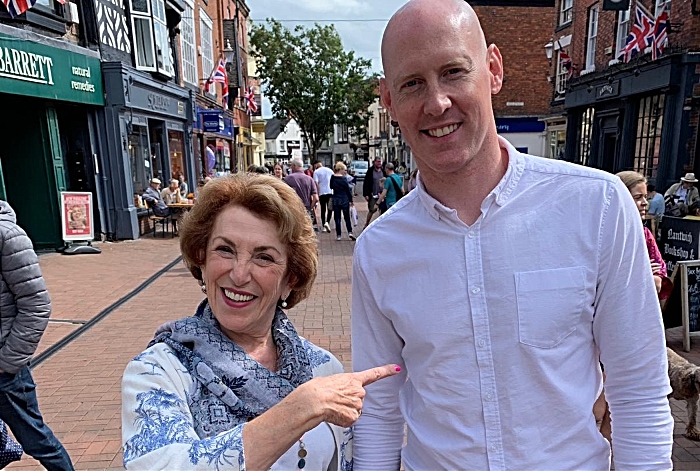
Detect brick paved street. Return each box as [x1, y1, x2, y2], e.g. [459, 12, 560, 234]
[6, 206, 700, 469]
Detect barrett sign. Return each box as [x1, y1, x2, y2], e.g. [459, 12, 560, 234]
[0, 34, 103, 106]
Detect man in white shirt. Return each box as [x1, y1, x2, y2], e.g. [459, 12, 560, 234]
[313, 161, 335, 232]
[351, 1, 673, 470]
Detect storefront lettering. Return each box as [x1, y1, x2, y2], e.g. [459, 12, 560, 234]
[0, 46, 54, 85]
[147, 93, 171, 112]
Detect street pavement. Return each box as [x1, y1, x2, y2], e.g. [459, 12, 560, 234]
[5, 202, 700, 470]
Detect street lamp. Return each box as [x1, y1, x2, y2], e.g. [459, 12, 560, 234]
[223, 39, 235, 63]
[544, 41, 554, 63]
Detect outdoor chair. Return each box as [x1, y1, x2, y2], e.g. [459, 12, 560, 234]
[144, 200, 172, 238]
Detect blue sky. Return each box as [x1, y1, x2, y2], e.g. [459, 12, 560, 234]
[248, 0, 408, 118]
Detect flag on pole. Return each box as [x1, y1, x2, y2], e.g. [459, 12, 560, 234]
[559, 50, 573, 80]
[618, 6, 655, 62]
[205, 58, 229, 109]
[244, 86, 258, 115]
[651, 11, 668, 60]
[2, 0, 63, 17]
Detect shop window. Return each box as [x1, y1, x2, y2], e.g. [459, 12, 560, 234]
[129, 125, 152, 196]
[200, 10, 214, 94]
[615, 7, 631, 59]
[633, 94, 665, 179]
[578, 108, 595, 166]
[180, 0, 198, 85]
[34, 0, 57, 13]
[585, 6, 599, 71]
[129, 0, 172, 76]
[549, 129, 567, 159]
[554, 51, 569, 97]
[559, 0, 573, 25]
[169, 129, 185, 182]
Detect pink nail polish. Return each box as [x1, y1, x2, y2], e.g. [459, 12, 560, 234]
[395, 366, 402, 372]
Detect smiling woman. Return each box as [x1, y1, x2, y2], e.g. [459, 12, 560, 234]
[121, 173, 400, 471]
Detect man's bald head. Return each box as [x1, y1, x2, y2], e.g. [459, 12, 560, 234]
[382, 0, 486, 78]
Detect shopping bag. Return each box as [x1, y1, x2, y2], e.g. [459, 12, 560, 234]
[350, 205, 358, 226]
[0, 420, 23, 468]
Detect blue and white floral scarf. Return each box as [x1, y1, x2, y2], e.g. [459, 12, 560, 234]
[150, 299, 313, 438]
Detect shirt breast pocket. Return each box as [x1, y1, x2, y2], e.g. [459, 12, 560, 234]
[515, 267, 586, 349]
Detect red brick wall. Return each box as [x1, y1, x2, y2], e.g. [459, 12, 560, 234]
[564, 0, 700, 80]
[473, 5, 554, 117]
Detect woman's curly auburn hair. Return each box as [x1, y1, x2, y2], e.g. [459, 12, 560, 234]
[179, 173, 318, 309]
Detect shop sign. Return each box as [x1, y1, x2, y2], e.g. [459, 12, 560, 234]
[595, 82, 620, 101]
[200, 110, 224, 132]
[496, 117, 546, 134]
[0, 34, 103, 106]
[60, 192, 94, 241]
[128, 85, 186, 117]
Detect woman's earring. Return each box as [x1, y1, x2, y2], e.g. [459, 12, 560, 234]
[201, 283, 207, 294]
[281, 297, 288, 308]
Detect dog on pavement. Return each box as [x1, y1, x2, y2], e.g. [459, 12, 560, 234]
[597, 348, 700, 442]
[667, 347, 700, 441]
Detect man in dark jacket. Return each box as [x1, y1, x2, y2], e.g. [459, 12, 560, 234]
[0, 201, 74, 470]
[362, 157, 386, 228]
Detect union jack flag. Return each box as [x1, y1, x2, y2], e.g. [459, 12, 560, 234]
[651, 11, 668, 61]
[559, 49, 573, 80]
[205, 58, 229, 109]
[244, 86, 258, 114]
[618, 6, 654, 63]
[2, 0, 64, 16]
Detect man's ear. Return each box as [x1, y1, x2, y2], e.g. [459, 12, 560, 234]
[380, 78, 395, 122]
[487, 44, 504, 95]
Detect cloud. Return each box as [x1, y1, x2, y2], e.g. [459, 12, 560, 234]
[296, 0, 369, 14]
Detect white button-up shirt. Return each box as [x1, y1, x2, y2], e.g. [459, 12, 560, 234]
[351, 138, 673, 470]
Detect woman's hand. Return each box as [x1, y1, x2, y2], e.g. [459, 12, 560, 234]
[651, 262, 663, 276]
[295, 364, 401, 428]
[654, 275, 663, 293]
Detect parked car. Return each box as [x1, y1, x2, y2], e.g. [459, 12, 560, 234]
[350, 160, 369, 180]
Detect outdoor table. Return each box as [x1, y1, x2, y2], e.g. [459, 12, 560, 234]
[167, 202, 194, 209]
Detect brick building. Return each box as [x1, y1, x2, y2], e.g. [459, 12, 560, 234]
[547, 0, 700, 190]
[471, 0, 555, 156]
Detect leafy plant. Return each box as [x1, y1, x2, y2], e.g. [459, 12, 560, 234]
[250, 20, 377, 161]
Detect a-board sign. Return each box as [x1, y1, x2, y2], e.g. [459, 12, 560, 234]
[659, 216, 700, 275]
[663, 260, 700, 351]
[60, 192, 94, 242]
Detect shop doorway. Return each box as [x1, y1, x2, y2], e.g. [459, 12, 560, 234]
[0, 95, 65, 248]
[601, 131, 618, 174]
[148, 120, 168, 183]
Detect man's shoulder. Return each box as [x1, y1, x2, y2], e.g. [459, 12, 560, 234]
[521, 154, 617, 186]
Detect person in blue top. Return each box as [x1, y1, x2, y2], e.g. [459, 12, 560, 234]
[376, 163, 403, 210]
[330, 162, 356, 241]
[647, 184, 664, 218]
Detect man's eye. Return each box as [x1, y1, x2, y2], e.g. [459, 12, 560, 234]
[404, 79, 418, 88]
[446, 68, 462, 75]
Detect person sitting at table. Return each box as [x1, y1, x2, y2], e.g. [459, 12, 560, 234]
[142, 178, 170, 218]
[121, 173, 399, 470]
[161, 179, 183, 205]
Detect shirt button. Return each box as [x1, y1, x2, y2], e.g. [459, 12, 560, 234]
[478, 339, 486, 347]
[485, 393, 493, 401]
[472, 287, 481, 294]
[490, 445, 498, 452]
[468, 231, 475, 238]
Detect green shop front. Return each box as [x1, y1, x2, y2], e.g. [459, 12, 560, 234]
[0, 26, 104, 249]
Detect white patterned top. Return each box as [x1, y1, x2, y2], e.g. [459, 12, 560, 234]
[122, 341, 352, 470]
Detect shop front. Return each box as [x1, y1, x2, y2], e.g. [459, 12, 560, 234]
[98, 63, 194, 240]
[495, 117, 546, 156]
[0, 25, 104, 249]
[194, 108, 235, 178]
[565, 52, 700, 190]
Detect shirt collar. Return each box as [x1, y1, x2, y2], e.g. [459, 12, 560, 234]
[416, 136, 526, 220]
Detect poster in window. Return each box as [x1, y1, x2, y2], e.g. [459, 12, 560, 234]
[60, 192, 94, 241]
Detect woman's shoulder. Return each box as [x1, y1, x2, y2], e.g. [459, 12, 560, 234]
[301, 338, 344, 375]
[125, 342, 192, 381]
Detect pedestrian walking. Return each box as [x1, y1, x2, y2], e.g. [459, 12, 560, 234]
[330, 162, 355, 241]
[313, 161, 334, 233]
[362, 157, 386, 229]
[351, 1, 673, 470]
[285, 157, 320, 231]
[0, 200, 74, 471]
[375, 163, 404, 211]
